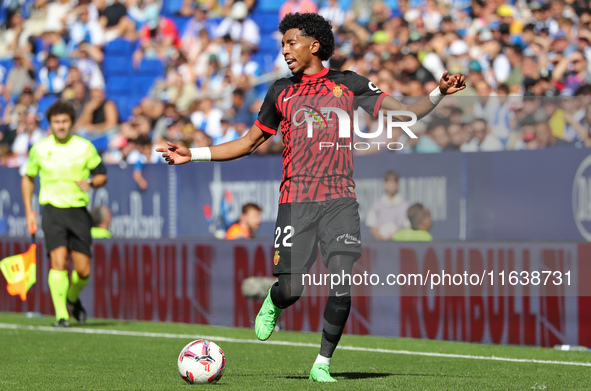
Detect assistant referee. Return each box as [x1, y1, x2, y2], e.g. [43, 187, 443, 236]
[22, 101, 107, 327]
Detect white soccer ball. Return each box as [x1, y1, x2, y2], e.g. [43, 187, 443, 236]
[178, 340, 226, 384]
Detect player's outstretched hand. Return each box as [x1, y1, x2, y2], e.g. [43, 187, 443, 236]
[439, 71, 466, 95]
[156, 142, 191, 165]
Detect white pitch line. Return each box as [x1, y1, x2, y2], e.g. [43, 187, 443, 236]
[1, 323, 590, 368]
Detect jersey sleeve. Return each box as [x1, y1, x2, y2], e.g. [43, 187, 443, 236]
[255, 82, 281, 135]
[344, 71, 388, 118]
[25, 145, 40, 177]
[85, 142, 102, 171]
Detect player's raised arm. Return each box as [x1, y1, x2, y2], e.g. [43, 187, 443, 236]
[156, 124, 272, 165]
[380, 71, 466, 120]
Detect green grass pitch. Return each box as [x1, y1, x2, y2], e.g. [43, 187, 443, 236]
[0, 312, 589, 390]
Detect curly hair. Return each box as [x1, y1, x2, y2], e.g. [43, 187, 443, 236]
[45, 101, 76, 124]
[279, 13, 335, 61]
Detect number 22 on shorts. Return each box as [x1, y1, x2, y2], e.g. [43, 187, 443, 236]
[274, 225, 294, 248]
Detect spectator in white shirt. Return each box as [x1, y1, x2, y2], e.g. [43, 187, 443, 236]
[319, 0, 346, 29]
[190, 98, 224, 139]
[215, 2, 260, 51]
[71, 42, 105, 89]
[366, 170, 410, 240]
[36, 53, 68, 98]
[12, 112, 44, 166]
[67, 8, 105, 53]
[44, 0, 73, 34]
[230, 46, 260, 78]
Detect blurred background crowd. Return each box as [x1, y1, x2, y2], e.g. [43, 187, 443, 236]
[1, 0, 591, 170]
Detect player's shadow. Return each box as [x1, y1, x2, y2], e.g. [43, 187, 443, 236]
[391, 373, 486, 378]
[284, 372, 391, 380]
[284, 372, 483, 380]
[333, 372, 392, 380]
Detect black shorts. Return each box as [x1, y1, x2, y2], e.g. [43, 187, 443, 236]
[272, 197, 361, 276]
[41, 204, 93, 257]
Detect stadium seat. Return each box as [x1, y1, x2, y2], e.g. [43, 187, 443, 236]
[105, 76, 131, 95]
[339, 0, 353, 10]
[137, 59, 164, 77]
[0, 59, 13, 74]
[59, 58, 70, 68]
[169, 15, 191, 36]
[132, 76, 157, 98]
[111, 96, 130, 121]
[32, 37, 44, 56]
[38, 95, 58, 113]
[257, 0, 282, 12]
[38, 95, 59, 129]
[209, 17, 224, 27]
[161, 0, 183, 16]
[252, 52, 275, 74]
[252, 12, 279, 34]
[385, 0, 400, 9]
[104, 39, 134, 57]
[255, 80, 271, 96]
[90, 135, 110, 154]
[21, 1, 33, 19]
[126, 94, 143, 114]
[259, 34, 278, 55]
[103, 56, 132, 76]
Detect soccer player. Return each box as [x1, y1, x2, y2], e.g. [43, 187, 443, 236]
[158, 13, 465, 382]
[22, 101, 107, 327]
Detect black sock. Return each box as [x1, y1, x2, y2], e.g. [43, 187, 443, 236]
[319, 254, 355, 358]
[319, 295, 351, 358]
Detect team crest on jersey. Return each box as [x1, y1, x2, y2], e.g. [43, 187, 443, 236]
[332, 85, 343, 98]
[273, 251, 280, 265]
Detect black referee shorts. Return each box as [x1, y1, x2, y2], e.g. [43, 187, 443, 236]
[41, 204, 93, 257]
[272, 197, 362, 276]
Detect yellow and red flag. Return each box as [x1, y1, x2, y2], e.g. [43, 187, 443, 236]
[0, 211, 37, 301]
[0, 244, 37, 300]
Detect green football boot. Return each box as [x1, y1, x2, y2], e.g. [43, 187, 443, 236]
[255, 287, 281, 341]
[309, 363, 336, 382]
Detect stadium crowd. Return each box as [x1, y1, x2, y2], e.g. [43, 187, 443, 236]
[1, 0, 591, 168]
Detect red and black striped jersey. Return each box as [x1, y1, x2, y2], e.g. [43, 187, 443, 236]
[255, 67, 388, 204]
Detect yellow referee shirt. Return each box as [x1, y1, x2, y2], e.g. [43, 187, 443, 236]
[393, 229, 433, 242]
[91, 227, 112, 239]
[25, 135, 102, 208]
